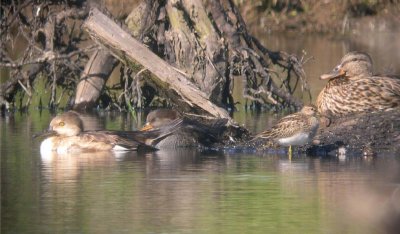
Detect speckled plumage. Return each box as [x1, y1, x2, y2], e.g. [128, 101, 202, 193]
[252, 105, 319, 147]
[317, 52, 400, 117]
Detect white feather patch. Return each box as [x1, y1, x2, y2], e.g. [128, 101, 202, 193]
[277, 132, 310, 146]
[112, 145, 132, 151]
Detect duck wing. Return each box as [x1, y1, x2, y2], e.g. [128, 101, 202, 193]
[355, 77, 400, 106]
[178, 117, 228, 144]
[77, 131, 148, 151]
[253, 113, 307, 140]
[106, 118, 185, 147]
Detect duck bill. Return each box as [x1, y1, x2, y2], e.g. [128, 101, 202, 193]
[140, 123, 154, 131]
[320, 68, 346, 80]
[33, 129, 57, 138]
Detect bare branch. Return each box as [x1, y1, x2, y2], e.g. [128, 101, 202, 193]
[0, 45, 98, 68]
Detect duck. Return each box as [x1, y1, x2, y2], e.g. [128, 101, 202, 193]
[38, 111, 181, 154]
[251, 105, 319, 155]
[317, 51, 400, 117]
[140, 109, 227, 149]
[141, 109, 180, 131]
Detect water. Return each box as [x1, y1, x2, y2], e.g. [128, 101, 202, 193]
[2, 31, 400, 233]
[2, 110, 400, 234]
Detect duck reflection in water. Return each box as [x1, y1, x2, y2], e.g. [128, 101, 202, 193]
[140, 109, 227, 149]
[37, 111, 182, 154]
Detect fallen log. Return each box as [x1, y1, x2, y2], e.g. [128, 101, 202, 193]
[83, 8, 231, 121]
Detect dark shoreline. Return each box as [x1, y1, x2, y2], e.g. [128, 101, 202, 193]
[306, 108, 400, 157]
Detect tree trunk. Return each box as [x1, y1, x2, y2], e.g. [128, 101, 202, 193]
[83, 7, 231, 120]
[164, 0, 227, 106]
[73, 49, 118, 110]
[1, 0, 307, 115]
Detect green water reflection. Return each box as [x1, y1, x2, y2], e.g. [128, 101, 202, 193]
[2, 112, 400, 234]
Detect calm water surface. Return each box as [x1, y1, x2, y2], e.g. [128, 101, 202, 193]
[2, 32, 400, 233]
[2, 111, 400, 234]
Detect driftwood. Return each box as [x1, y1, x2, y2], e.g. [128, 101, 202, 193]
[72, 0, 308, 114]
[1, 1, 307, 115]
[83, 8, 231, 120]
[73, 2, 151, 110]
[73, 50, 118, 110]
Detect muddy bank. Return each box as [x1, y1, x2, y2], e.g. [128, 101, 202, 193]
[307, 109, 400, 156]
[221, 108, 400, 157]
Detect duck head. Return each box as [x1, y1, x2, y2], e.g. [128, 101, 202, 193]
[300, 105, 318, 116]
[49, 111, 84, 136]
[320, 51, 373, 80]
[141, 109, 179, 131]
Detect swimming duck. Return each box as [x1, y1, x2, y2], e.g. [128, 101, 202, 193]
[317, 51, 400, 117]
[251, 105, 319, 155]
[140, 109, 227, 149]
[141, 109, 180, 131]
[39, 111, 180, 154]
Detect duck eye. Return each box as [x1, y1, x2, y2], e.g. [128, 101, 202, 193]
[334, 66, 340, 72]
[59, 122, 65, 126]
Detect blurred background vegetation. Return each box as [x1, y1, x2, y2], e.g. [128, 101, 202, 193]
[236, 0, 400, 33]
[106, 0, 400, 34]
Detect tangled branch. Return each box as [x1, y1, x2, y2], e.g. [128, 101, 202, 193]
[0, 1, 89, 110]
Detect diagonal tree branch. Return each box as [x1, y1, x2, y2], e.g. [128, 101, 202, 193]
[83, 8, 232, 121]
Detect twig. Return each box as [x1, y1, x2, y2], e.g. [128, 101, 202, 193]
[132, 68, 147, 108]
[0, 45, 98, 68]
[50, 62, 57, 108]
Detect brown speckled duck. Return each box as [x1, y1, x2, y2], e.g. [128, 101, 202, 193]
[251, 105, 319, 154]
[317, 51, 400, 117]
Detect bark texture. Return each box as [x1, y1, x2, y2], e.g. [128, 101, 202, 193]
[73, 50, 118, 110]
[84, 8, 231, 120]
